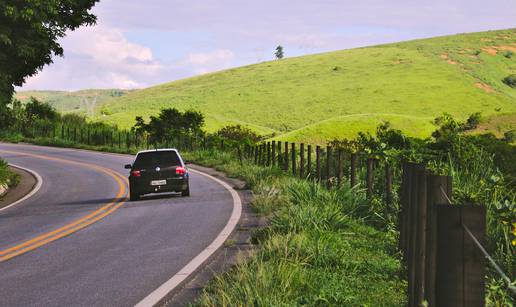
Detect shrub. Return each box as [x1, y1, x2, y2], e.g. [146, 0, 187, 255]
[502, 75, 516, 88]
[216, 124, 262, 144]
[502, 51, 513, 59]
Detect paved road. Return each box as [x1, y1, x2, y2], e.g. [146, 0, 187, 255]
[0, 143, 234, 306]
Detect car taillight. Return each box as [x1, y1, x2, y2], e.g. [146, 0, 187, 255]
[176, 166, 186, 175]
[131, 170, 141, 177]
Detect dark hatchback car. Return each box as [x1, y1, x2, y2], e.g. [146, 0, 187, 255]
[125, 149, 190, 201]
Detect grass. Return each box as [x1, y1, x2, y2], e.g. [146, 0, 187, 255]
[183, 150, 406, 306]
[14, 89, 134, 115]
[88, 28, 516, 142]
[0, 159, 19, 189]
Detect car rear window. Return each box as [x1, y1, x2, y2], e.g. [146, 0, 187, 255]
[133, 151, 181, 169]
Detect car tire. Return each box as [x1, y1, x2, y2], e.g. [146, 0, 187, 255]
[130, 189, 140, 201]
[181, 186, 190, 197]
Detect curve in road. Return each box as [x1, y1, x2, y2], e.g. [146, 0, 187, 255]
[0, 143, 240, 306]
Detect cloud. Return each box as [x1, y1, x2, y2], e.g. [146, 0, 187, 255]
[21, 26, 164, 90]
[19, 0, 516, 91]
[181, 49, 235, 74]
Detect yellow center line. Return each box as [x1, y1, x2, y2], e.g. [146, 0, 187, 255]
[0, 149, 128, 262]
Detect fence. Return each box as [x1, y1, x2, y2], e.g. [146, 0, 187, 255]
[17, 125, 514, 305]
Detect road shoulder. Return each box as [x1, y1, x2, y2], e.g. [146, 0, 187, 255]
[160, 164, 267, 307]
[0, 166, 38, 210]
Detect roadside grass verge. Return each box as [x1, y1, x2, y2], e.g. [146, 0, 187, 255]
[184, 150, 407, 306]
[0, 159, 20, 190]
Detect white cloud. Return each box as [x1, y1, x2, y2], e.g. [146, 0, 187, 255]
[21, 26, 163, 90]
[181, 49, 235, 74]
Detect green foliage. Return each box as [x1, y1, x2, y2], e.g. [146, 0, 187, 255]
[502, 74, 516, 88]
[131, 108, 205, 144]
[503, 51, 514, 59]
[0, 0, 98, 106]
[275, 45, 284, 59]
[0, 158, 19, 189]
[24, 97, 59, 122]
[185, 151, 406, 306]
[216, 124, 263, 144]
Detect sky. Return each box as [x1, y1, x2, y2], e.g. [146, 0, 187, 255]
[20, 0, 516, 91]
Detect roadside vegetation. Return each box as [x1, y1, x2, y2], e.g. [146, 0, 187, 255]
[0, 159, 19, 191]
[185, 150, 407, 306]
[0, 98, 514, 305]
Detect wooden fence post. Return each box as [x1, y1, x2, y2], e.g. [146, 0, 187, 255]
[326, 146, 332, 189]
[291, 143, 296, 176]
[300, 143, 305, 178]
[425, 174, 452, 306]
[385, 162, 393, 205]
[307, 145, 312, 179]
[272, 140, 276, 166]
[414, 167, 428, 306]
[366, 158, 374, 198]
[435, 205, 485, 307]
[337, 149, 343, 188]
[350, 153, 357, 188]
[267, 142, 271, 166]
[118, 132, 121, 149]
[277, 141, 282, 166]
[316, 146, 321, 182]
[254, 146, 259, 164]
[284, 142, 289, 171]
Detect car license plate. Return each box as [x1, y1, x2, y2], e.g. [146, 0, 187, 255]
[151, 180, 166, 186]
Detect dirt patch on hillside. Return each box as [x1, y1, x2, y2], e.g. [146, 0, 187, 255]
[480, 38, 493, 42]
[474, 82, 494, 93]
[482, 47, 498, 55]
[482, 45, 516, 56]
[497, 45, 516, 52]
[440, 53, 448, 60]
[447, 60, 458, 65]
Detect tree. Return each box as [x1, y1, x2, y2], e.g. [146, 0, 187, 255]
[0, 1, 99, 106]
[24, 97, 59, 122]
[275, 45, 284, 59]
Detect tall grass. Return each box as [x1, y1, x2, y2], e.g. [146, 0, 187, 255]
[187, 150, 406, 306]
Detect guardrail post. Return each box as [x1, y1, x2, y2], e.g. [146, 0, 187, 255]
[435, 205, 485, 307]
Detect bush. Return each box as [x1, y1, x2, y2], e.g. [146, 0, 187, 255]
[216, 124, 262, 144]
[502, 75, 516, 88]
[502, 51, 513, 59]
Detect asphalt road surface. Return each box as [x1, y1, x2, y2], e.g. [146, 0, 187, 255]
[0, 143, 234, 306]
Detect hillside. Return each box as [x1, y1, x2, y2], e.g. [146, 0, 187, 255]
[14, 89, 133, 116]
[97, 29, 515, 141]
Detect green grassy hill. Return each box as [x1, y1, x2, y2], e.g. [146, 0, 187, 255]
[97, 29, 515, 141]
[14, 89, 134, 115]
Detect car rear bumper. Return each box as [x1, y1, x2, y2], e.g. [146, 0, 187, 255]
[130, 177, 188, 195]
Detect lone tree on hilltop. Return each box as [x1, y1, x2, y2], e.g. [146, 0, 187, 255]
[275, 45, 284, 59]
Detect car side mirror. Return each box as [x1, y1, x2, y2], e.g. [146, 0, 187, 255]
[124, 164, 132, 169]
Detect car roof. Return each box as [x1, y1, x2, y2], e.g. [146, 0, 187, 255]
[135, 148, 180, 155]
